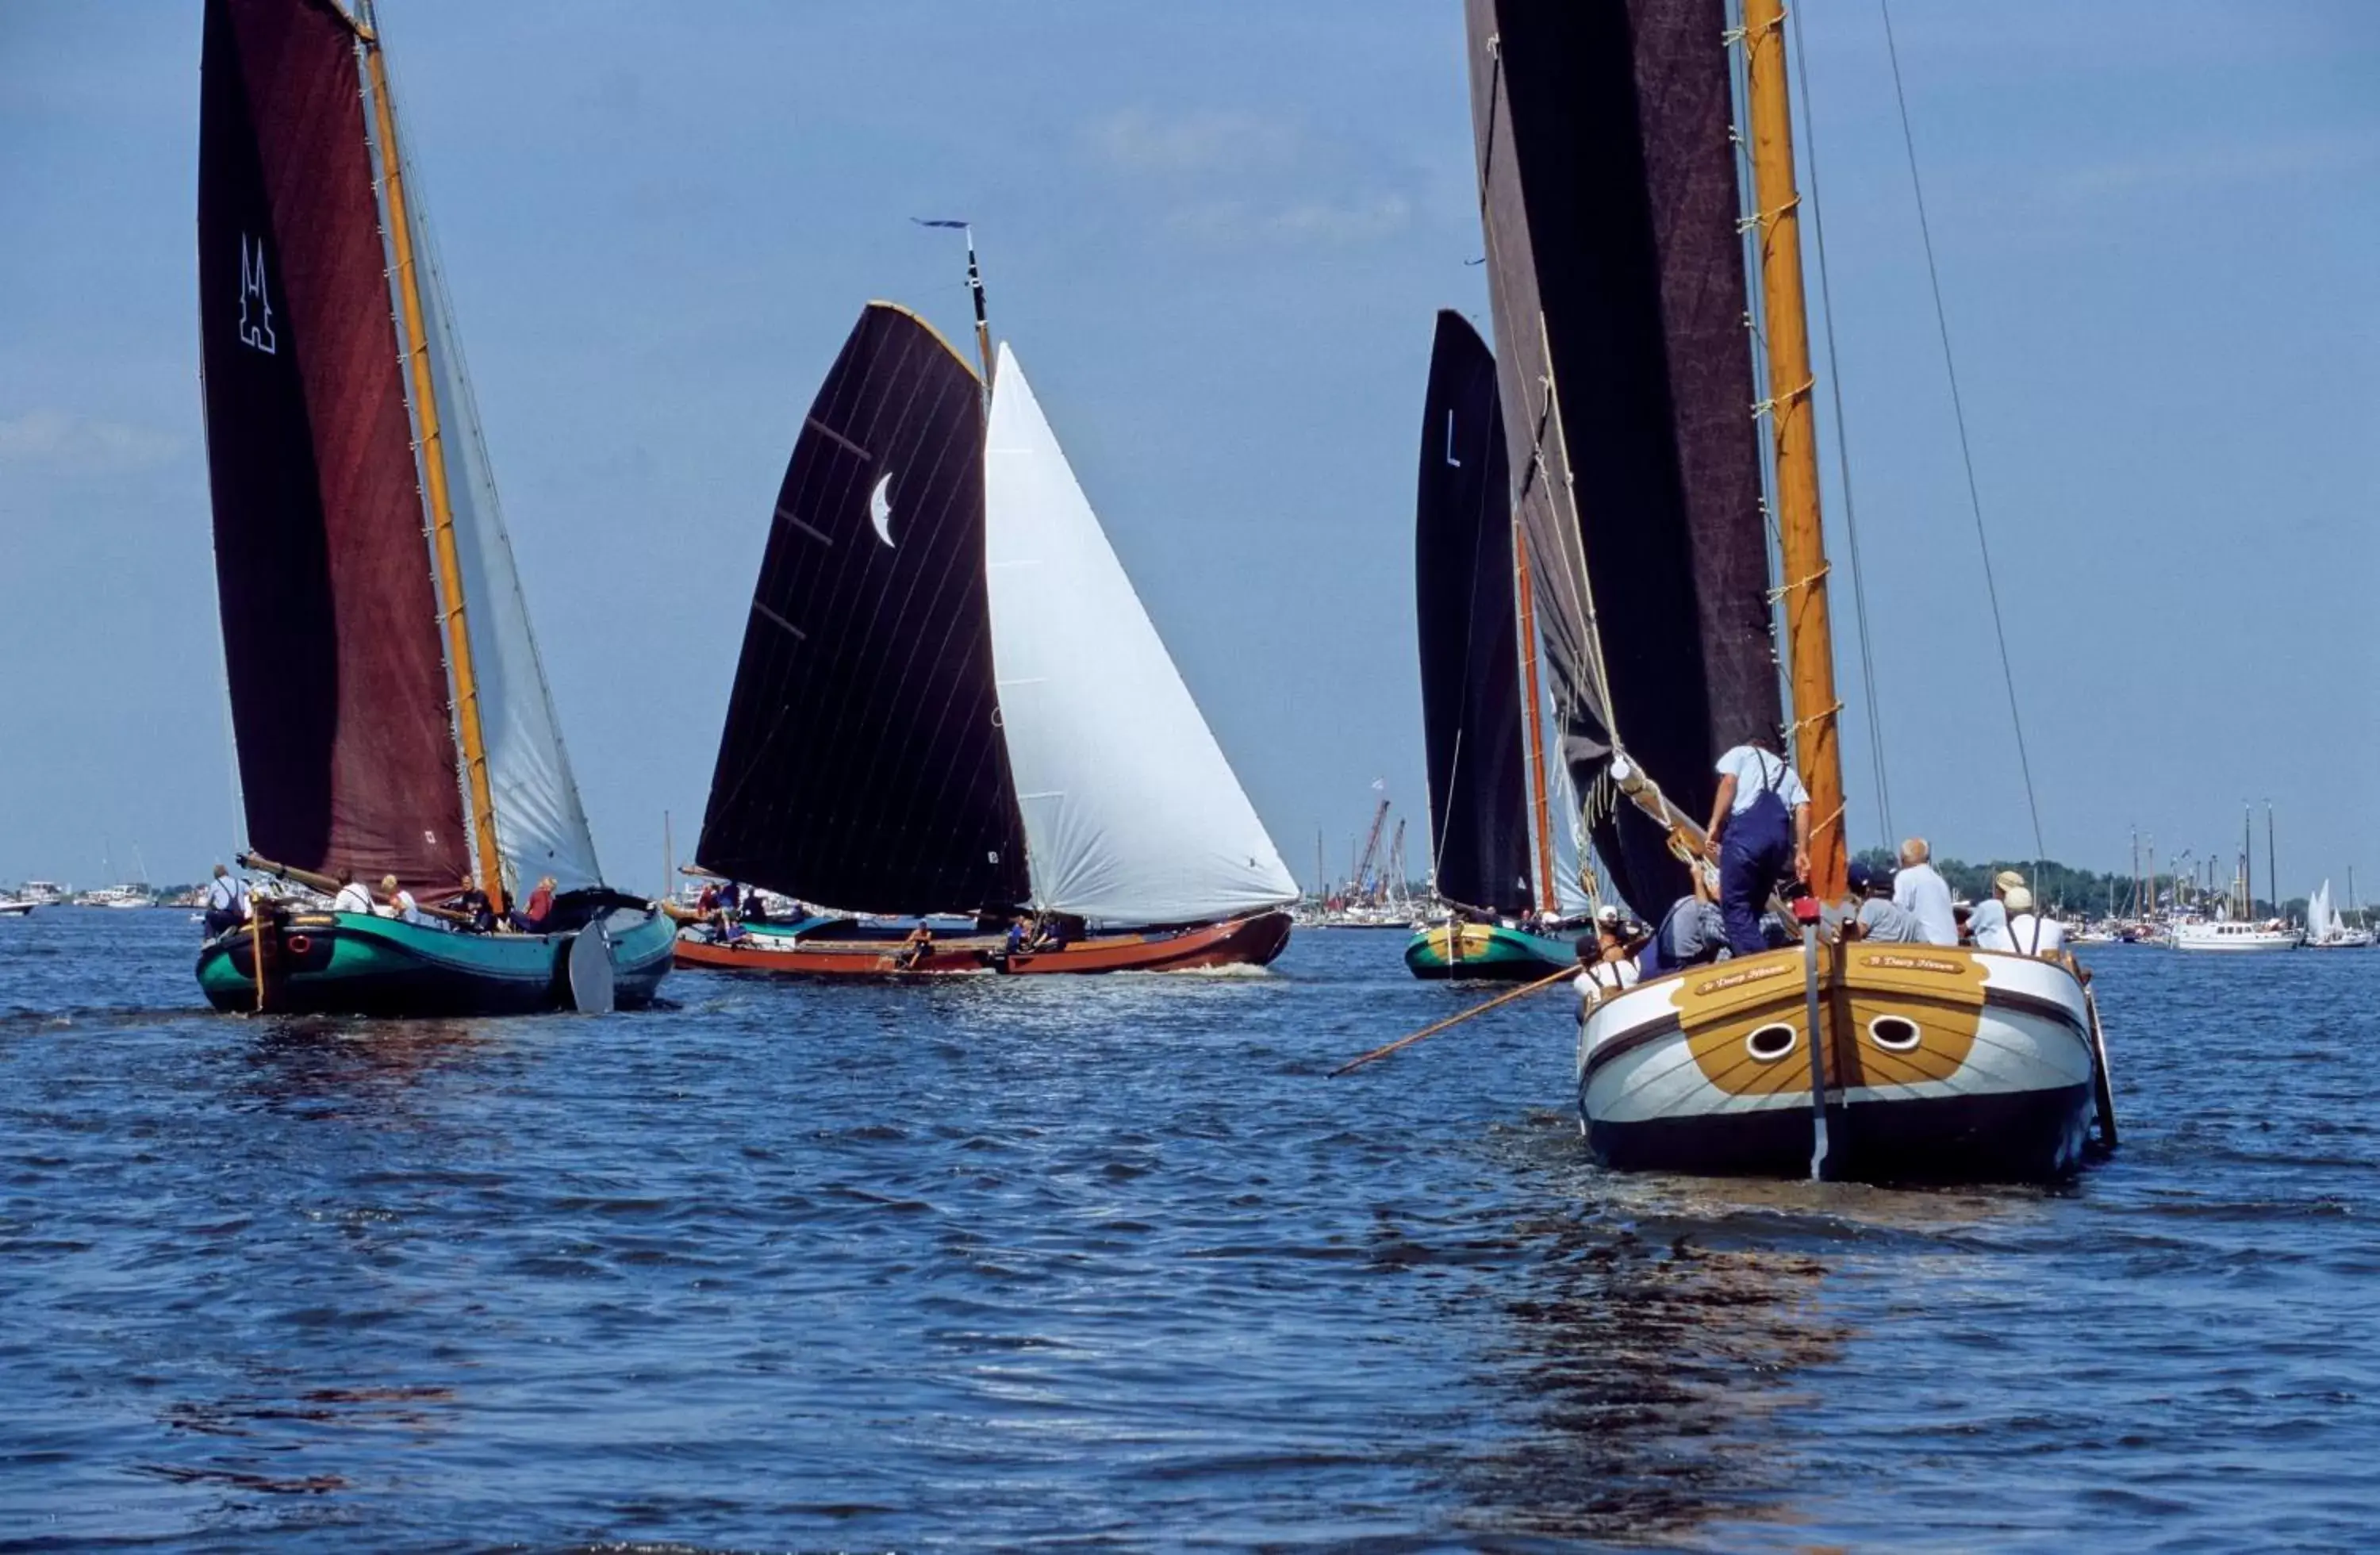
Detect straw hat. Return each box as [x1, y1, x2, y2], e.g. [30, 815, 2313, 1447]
[1994, 870, 2025, 893]
[2003, 885, 2036, 913]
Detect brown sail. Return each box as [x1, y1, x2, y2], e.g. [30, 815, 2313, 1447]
[198, 0, 466, 889]
[1465, 0, 1782, 918]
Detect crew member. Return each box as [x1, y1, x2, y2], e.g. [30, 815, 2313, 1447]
[1967, 870, 2024, 949]
[1702, 731, 1811, 957]
[1641, 871, 1729, 977]
[1999, 885, 2067, 958]
[332, 876, 374, 914]
[517, 875, 558, 932]
[378, 874, 429, 927]
[1843, 860, 1922, 943]
[896, 923, 935, 969]
[1890, 838, 1959, 946]
[202, 864, 249, 937]
[1576, 909, 1641, 1006]
[447, 878, 496, 933]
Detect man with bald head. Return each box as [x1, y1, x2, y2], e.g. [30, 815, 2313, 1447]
[1891, 837, 1959, 946]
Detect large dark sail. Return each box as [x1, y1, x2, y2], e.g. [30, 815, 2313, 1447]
[698, 303, 1030, 913]
[1415, 312, 1532, 916]
[1466, 0, 1782, 918]
[198, 0, 467, 890]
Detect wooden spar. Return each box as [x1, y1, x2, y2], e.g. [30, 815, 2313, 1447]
[1512, 519, 1560, 916]
[1741, 0, 1847, 904]
[363, 36, 508, 916]
[1330, 963, 1576, 1077]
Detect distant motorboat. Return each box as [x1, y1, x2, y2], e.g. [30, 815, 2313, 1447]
[83, 885, 154, 909]
[0, 899, 33, 917]
[2172, 918, 2301, 953]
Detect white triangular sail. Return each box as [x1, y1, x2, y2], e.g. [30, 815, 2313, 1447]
[984, 344, 1296, 926]
[381, 96, 603, 897]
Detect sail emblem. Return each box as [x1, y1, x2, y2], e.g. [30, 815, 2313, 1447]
[868, 472, 896, 547]
[237, 234, 276, 355]
[1444, 409, 1461, 466]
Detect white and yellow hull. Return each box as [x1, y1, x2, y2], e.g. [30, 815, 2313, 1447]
[1576, 942, 2102, 1183]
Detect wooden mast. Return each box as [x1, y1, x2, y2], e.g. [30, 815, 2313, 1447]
[360, 21, 508, 913]
[1512, 520, 1560, 916]
[1742, 0, 1846, 903]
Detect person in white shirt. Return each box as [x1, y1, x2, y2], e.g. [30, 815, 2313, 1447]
[1890, 837, 1960, 946]
[1966, 870, 2023, 947]
[1702, 732, 1811, 957]
[376, 873, 430, 927]
[1574, 906, 1642, 1005]
[1995, 885, 2066, 958]
[332, 877, 374, 914]
[202, 864, 250, 937]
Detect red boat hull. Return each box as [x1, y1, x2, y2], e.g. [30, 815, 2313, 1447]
[673, 910, 1292, 977]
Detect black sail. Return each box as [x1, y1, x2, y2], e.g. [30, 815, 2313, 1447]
[1415, 312, 1532, 916]
[1465, 0, 1782, 919]
[697, 302, 1030, 914]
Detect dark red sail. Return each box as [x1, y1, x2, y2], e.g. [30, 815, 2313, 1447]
[697, 303, 1031, 914]
[1465, 0, 1782, 918]
[198, 0, 466, 889]
[1415, 312, 1532, 916]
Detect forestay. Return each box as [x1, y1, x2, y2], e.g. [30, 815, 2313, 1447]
[985, 346, 1296, 926]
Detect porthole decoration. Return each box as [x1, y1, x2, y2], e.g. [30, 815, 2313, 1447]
[1745, 1023, 1798, 1062]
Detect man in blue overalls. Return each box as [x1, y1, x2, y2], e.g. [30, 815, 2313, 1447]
[1700, 731, 1813, 957]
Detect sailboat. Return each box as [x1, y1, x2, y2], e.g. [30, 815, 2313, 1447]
[680, 294, 1297, 977]
[1403, 312, 1585, 980]
[193, 0, 671, 1016]
[1466, 0, 2116, 1180]
[2301, 881, 2370, 949]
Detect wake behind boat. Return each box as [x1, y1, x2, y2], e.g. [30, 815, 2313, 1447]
[193, 0, 666, 1015]
[684, 282, 1296, 977]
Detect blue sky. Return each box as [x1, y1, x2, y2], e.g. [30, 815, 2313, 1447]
[2, 2, 2374, 898]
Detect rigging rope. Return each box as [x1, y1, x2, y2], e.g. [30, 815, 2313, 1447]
[1786, 0, 1895, 848]
[1877, 0, 2048, 873]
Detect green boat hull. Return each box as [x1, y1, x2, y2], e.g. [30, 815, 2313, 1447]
[1403, 921, 1583, 981]
[197, 902, 674, 1016]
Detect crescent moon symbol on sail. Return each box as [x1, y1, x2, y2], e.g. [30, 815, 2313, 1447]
[869, 473, 896, 547]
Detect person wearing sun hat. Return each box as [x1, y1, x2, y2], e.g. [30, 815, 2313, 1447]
[1998, 884, 2066, 958]
[1969, 869, 2026, 950]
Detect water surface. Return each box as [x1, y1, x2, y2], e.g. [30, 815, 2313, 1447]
[3, 911, 2373, 1549]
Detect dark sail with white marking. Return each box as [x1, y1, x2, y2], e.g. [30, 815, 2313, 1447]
[1415, 312, 1532, 916]
[198, 0, 468, 890]
[1465, 0, 1783, 918]
[698, 303, 1030, 914]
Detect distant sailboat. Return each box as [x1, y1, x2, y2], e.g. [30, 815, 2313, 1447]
[1402, 312, 1583, 980]
[193, 0, 670, 1015]
[2301, 880, 2370, 949]
[684, 301, 1296, 976]
[1467, 0, 2114, 1180]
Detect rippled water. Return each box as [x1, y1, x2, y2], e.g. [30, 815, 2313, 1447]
[3, 909, 2374, 1550]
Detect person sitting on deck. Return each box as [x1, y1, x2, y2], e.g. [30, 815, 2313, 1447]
[444, 879, 496, 934]
[332, 876, 374, 914]
[1004, 916, 1031, 956]
[514, 875, 558, 933]
[202, 864, 249, 938]
[1966, 870, 2024, 949]
[1990, 885, 2067, 958]
[1641, 870, 1729, 977]
[896, 923, 936, 969]
[1576, 907, 1642, 1005]
[377, 875, 430, 927]
[1890, 838, 1960, 946]
[1702, 731, 1811, 958]
[1842, 861, 1922, 943]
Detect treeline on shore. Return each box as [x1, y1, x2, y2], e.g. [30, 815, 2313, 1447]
[1849, 848, 2346, 923]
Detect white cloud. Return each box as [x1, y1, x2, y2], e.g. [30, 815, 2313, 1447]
[1084, 108, 1301, 176]
[0, 409, 186, 471]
